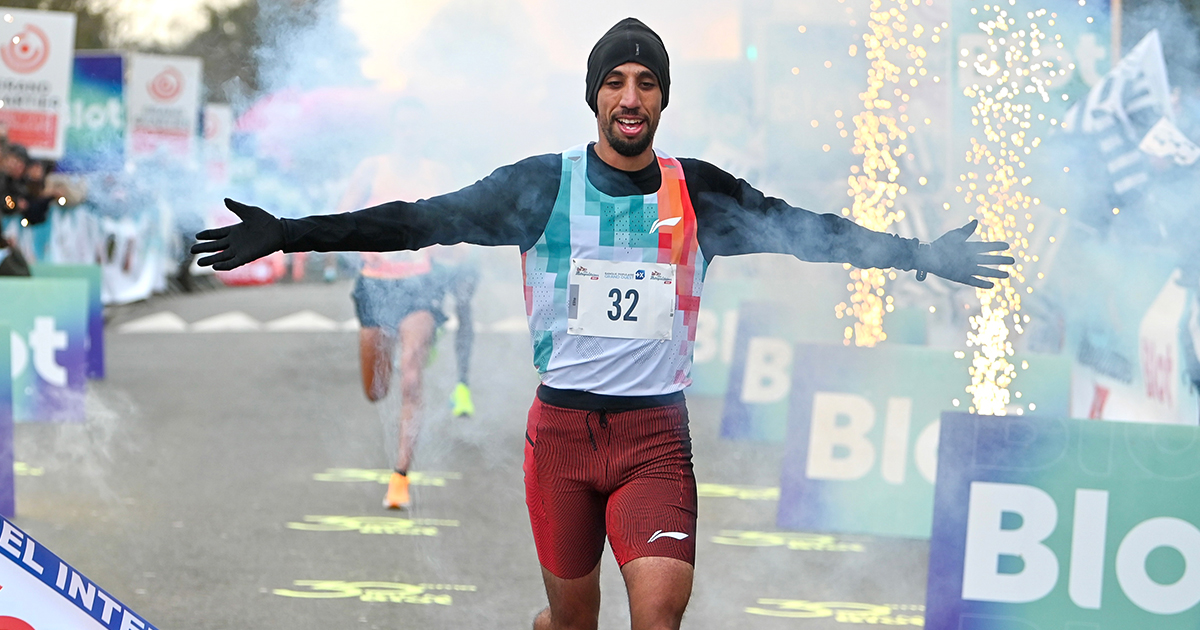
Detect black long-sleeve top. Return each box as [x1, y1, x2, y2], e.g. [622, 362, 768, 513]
[280, 143, 919, 270]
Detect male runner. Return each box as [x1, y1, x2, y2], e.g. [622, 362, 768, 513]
[335, 152, 452, 509]
[192, 18, 1012, 630]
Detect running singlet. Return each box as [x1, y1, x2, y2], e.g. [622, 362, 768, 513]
[522, 146, 704, 397]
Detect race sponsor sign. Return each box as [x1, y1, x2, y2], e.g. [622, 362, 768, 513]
[31, 264, 103, 379]
[0, 8, 76, 159]
[775, 342, 1070, 539]
[0, 515, 158, 629]
[0, 324, 12, 516]
[927, 413, 1200, 628]
[0, 278, 88, 421]
[126, 53, 201, 159]
[61, 52, 124, 172]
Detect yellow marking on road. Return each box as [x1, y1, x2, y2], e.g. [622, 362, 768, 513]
[14, 462, 44, 476]
[712, 530, 866, 552]
[696, 483, 779, 500]
[286, 515, 459, 536]
[746, 599, 924, 625]
[273, 580, 476, 606]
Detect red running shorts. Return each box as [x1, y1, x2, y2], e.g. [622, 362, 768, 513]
[523, 396, 698, 580]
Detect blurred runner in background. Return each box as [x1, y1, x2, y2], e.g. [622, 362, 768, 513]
[335, 142, 455, 510]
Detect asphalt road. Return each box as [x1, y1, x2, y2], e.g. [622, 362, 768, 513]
[12, 255, 929, 629]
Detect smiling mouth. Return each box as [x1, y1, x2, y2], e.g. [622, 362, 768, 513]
[614, 116, 646, 136]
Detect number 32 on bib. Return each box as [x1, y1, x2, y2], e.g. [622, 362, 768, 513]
[567, 258, 675, 340]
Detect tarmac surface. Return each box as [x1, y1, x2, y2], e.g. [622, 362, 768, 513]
[13, 256, 929, 629]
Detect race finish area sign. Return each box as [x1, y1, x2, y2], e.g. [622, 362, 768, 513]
[0, 515, 157, 629]
[927, 413, 1200, 628]
[126, 53, 201, 159]
[567, 258, 674, 340]
[0, 9, 76, 159]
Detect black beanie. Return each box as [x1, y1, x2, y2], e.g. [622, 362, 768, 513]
[585, 18, 670, 115]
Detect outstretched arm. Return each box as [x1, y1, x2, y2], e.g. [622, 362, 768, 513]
[192, 154, 562, 271]
[682, 159, 1012, 288]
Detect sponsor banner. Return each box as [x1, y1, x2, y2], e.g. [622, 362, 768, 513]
[126, 53, 201, 160]
[0, 325, 12, 517]
[722, 301, 941, 443]
[927, 413, 1200, 628]
[0, 8, 76, 159]
[0, 278, 87, 422]
[776, 343, 1070, 538]
[31, 264, 103, 379]
[61, 52, 124, 172]
[202, 102, 232, 184]
[0, 515, 159, 628]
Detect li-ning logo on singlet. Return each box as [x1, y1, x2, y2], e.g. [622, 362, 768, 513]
[649, 216, 681, 233]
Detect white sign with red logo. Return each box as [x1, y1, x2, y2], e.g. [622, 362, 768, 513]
[126, 53, 202, 159]
[0, 9, 76, 159]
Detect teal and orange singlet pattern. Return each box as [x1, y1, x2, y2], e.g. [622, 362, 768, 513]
[521, 146, 706, 396]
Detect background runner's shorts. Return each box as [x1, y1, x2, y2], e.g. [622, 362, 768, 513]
[352, 275, 448, 330]
[523, 396, 698, 579]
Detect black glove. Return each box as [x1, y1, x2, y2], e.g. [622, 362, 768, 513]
[915, 219, 1014, 289]
[191, 199, 285, 271]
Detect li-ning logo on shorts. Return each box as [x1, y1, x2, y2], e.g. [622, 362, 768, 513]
[648, 529, 689, 543]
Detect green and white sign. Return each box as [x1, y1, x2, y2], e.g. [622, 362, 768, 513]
[776, 342, 1070, 538]
[928, 413, 1200, 628]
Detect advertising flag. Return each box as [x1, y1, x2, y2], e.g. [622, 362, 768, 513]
[0, 8, 77, 159]
[60, 52, 124, 172]
[126, 53, 202, 159]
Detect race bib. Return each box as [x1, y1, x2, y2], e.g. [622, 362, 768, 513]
[568, 258, 675, 340]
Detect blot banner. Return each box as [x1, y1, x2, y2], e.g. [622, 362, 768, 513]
[0, 324, 12, 517]
[61, 52, 125, 173]
[0, 278, 88, 422]
[927, 413, 1200, 628]
[0, 515, 159, 629]
[31, 264, 104, 379]
[775, 342, 1070, 539]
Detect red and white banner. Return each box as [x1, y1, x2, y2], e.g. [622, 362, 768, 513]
[126, 53, 202, 160]
[0, 9, 76, 159]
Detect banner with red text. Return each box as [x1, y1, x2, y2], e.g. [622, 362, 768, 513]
[126, 53, 201, 160]
[0, 8, 76, 159]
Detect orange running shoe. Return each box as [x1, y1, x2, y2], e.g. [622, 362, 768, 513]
[383, 472, 410, 509]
